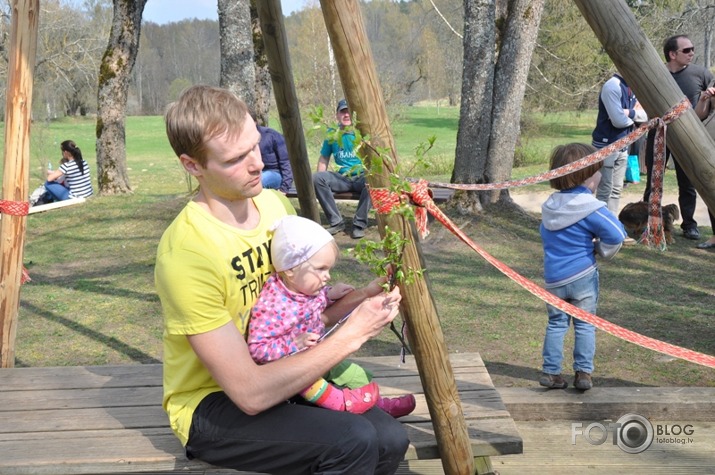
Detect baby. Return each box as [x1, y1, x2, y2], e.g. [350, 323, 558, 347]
[248, 215, 415, 417]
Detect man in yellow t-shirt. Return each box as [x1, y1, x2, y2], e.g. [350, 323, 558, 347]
[155, 85, 407, 474]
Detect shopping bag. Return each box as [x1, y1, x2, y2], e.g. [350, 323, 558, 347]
[625, 154, 640, 183]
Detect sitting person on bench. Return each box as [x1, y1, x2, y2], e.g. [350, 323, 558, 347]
[313, 98, 371, 239]
[41, 140, 94, 203]
[248, 215, 416, 418]
[156, 85, 408, 475]
[257, 120, 294, 194]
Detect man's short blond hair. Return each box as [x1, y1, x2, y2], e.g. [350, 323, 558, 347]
[164, 85, 249, 166]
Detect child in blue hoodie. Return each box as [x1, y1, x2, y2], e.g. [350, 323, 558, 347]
[539, 143, 627, 391]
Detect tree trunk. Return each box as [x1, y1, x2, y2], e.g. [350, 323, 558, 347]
[256, 0, 321, 223]
[219, 0, 255, 110]
[452, 0, 543, 212]
[96, 0, 147, 195]
[251, 1, 272, 125]
[484, 0, 544, 204]
[452, 0, 495, 215]
[0, 0, 39, 368]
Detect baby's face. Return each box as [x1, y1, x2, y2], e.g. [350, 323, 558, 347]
[285, 244, 337, 296]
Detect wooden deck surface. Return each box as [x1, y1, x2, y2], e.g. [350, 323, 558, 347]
[0, 352, 521, 474]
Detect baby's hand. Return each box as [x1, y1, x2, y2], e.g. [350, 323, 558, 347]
[327, 282, 355, 301]
[294, 332, 320, 349]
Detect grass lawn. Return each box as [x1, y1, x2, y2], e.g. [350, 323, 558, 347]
[5, 108, 714, 389]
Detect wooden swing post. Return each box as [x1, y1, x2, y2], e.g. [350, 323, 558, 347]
[0, 0, 40, 368]
[255, 0, 320, 223]
[319, 2, 475, 474]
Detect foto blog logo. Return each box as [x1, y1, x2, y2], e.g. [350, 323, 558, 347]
[571, 413, 654, 454]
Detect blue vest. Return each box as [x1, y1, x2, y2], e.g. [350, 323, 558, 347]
[592, 75, 637, 149]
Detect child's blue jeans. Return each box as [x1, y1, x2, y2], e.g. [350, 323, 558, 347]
[542, 268, 599, 375]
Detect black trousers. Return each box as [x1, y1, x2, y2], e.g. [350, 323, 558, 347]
[642, 129, 715, 233]
[185, 391, 409, 475]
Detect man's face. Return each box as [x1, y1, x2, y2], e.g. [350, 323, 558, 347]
[184, 113, 265, 202]
[336, 107, 351, 127]
[670, 37, 695, 68]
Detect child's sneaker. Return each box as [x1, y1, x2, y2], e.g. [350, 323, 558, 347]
[377, 394, 416, 418]
[342, 381, 379, 414]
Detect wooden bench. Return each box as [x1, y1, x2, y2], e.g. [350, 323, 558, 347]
[0, 352, 522, 474]
[285, 185, 456, 203]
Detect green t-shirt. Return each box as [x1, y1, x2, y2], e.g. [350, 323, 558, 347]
[320, 129, 363, 176]
[155, 190, 295, 445]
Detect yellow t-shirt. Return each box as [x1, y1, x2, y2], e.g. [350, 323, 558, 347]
[155, 190, 295, 445]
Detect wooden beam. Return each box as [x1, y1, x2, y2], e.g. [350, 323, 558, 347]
[572, 0, 715, 213]
[255, 0, 320, 223]
[498, 386, 715, 422]
[318, 2, 474, 474]
[0, 0, 40, 368]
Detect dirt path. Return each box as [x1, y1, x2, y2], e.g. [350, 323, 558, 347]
[511, 185, 711, 232]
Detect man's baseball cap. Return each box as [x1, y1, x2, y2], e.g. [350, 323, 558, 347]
[336, 99, 348, 112]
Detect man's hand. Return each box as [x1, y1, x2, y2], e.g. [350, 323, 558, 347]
[338, 287, 402, 343]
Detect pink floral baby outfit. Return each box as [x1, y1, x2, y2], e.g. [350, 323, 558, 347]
[248, 273, 330, 363]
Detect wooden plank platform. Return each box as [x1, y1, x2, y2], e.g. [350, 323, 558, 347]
[490, 420, 715, 475]
[285, 185, 455, 203]
[497, 387, 715, 422]
[0, 352, 522, 474]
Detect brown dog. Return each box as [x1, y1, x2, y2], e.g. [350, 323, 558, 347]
[618, 202, 680, 244]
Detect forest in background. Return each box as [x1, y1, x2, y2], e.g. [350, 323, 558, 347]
[0, 0, 713, 120]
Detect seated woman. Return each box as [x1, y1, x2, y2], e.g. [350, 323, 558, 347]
[45, 140, 94, 202]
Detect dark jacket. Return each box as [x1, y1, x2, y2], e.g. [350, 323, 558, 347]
[258, 125, 294, 193]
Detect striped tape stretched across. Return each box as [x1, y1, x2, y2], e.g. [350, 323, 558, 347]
[369, 177, 715, 369]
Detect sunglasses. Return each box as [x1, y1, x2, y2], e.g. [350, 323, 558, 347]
[678, 47, 695, 54]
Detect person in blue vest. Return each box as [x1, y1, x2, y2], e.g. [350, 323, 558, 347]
[313, 99, 371, 239]
[591, 73, 647, 217]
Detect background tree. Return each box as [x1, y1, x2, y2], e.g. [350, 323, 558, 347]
[677, 0, 714, 69]
[452, 0, 545, 213]
[525, 0, 608, 111]
[0, 0, 111, 120]
[218, 0, 255, 110]
[96, 0, 147, 195]
[251, 0, 272, 125]
[134, 20, 219, 114]
[285, 2, 337, 109]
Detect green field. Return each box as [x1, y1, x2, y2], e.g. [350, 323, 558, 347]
[3, 107, 712, 390]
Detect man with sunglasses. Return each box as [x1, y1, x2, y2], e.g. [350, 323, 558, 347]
[643, 34, 715, 242]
